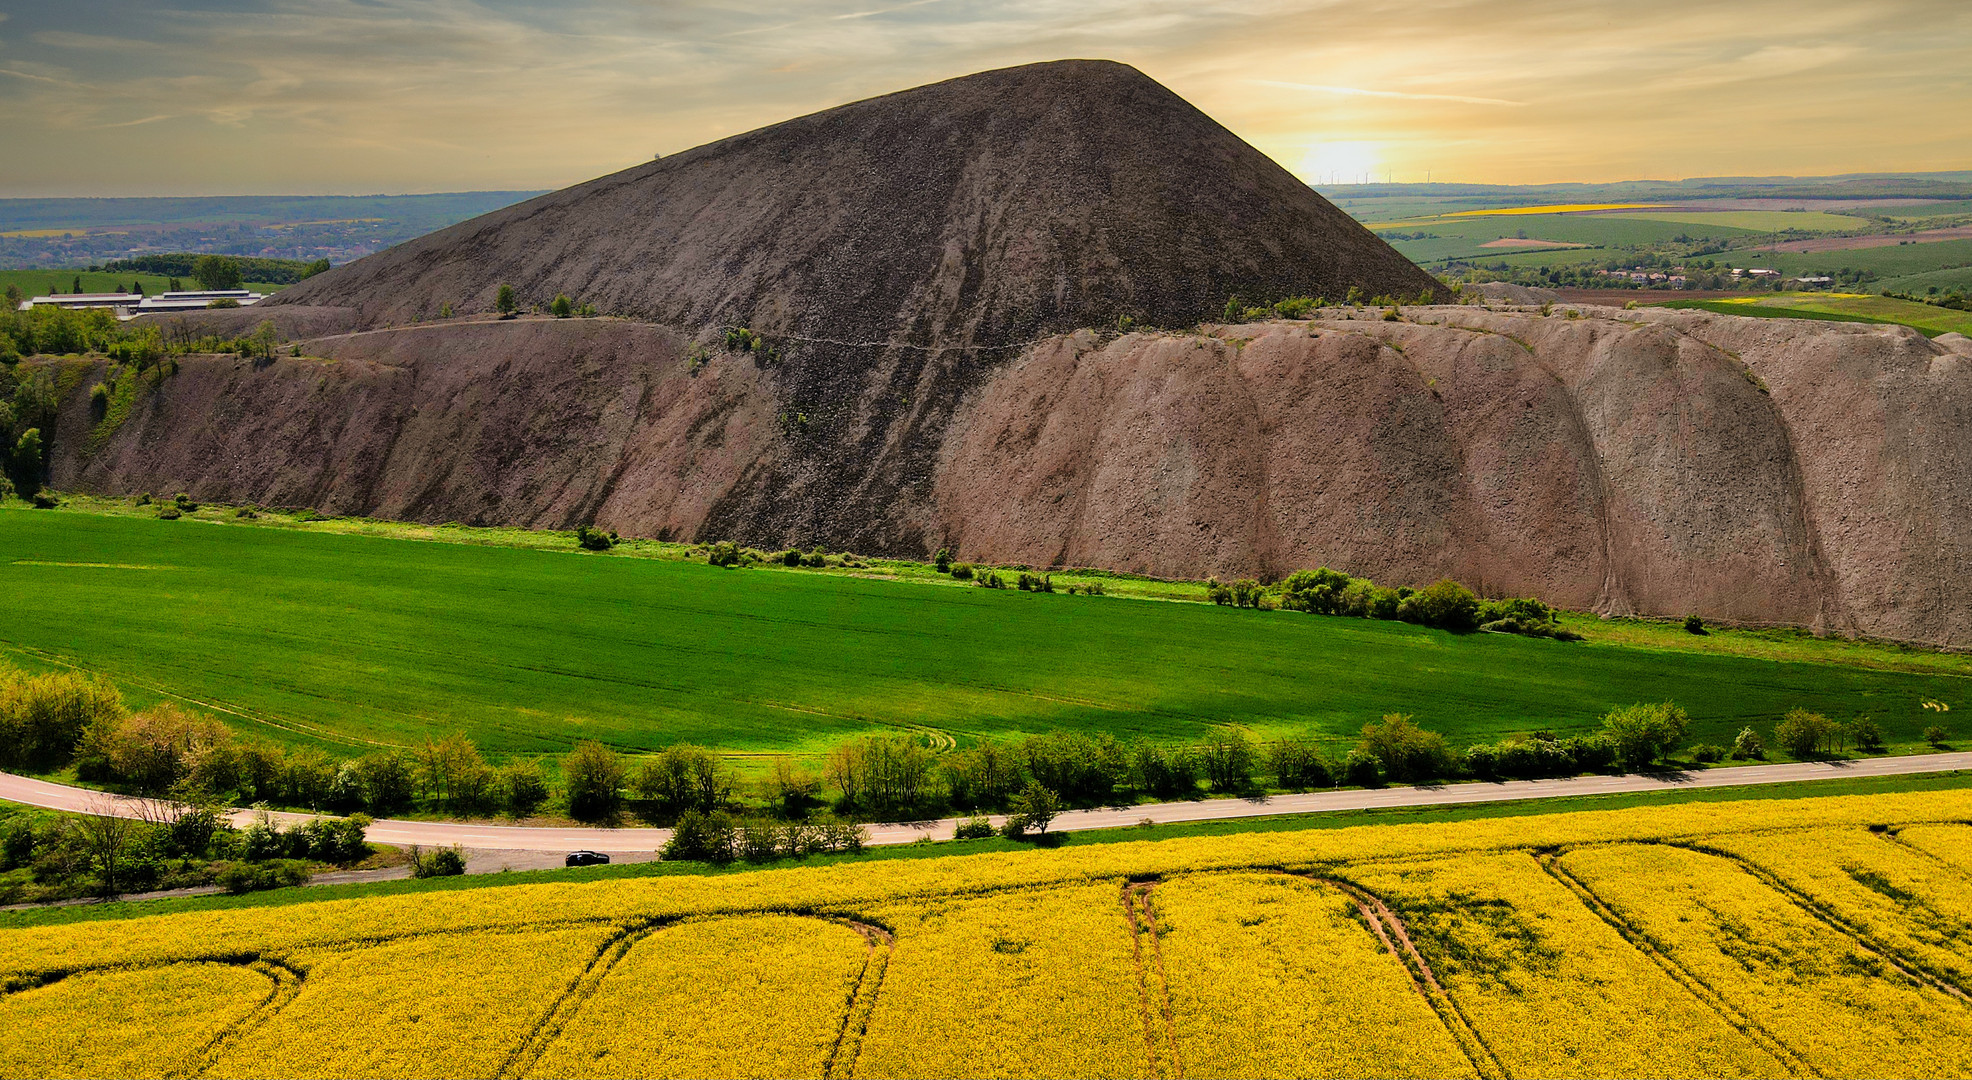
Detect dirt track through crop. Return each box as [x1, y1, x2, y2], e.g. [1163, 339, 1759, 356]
[1305, 874, 1506, 1080]
[1536, 851, 1818, 1078]
[1122, 881, 1182, 1079]
[821, 919, 893, 1080]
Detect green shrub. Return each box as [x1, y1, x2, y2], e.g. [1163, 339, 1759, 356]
[1197, 732, 1257, 791]
[1129, 740, 1199, 799]
[217, 858, 309, 894]
[1016, 572, 1054, 593]
[950, 562, 975, 581]
[1206, 578, 1267, 608]
[940, 741, 1024, 809]
[933, 547, 953, 573]
[1732, 726, 1767, 760]
[1599, 701, 1692, 769]
[574, 525, 617, 551]
[1849, 716, 1885, 752]
[550, 294, 573, 318]
[1563, 733, 1618, 772]
[565, 741, 626, 821]
[157, 506, 181, 520]
[706, 541, 742, 567]
[1009, 780, 1060, 834]
[779, 549, 802, 567]
[10, 428, 43, 498]
[357, 750, 415, 813]
[1396, 579, 1480, 630]
[1690, 743, 1727, 764]
[1021, 732, 1125, 803]
[975, 570, 1006, 589]
[1774, 707, 1836, 759]
[953, 815, 995, 840]
[800, 549, 826, 568]
[495, 284, 517, 315]
[498, 761, 549, 816]
[0, 668, 126, 771]
[631, 744, 731, 817]
[1926, 725, 1949, 747]
[1280, 567, 1356, 614]
[662, 809, 736, 863]
[1267, 734, 1334, 789]
[1355, 714, 1454, 782]
[1684, 614, 1707, 635]
[766, 758, 819, 816]
[74, 701, 230, 794]
[1495, 736, 1576, 778]
[408, 844, 467, 878]
[1342, 748, 1382, 787]
[739, 819, 785, 862]
[826, 735, 936, 814]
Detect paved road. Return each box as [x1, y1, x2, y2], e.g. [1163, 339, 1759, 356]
[3, 752, 1967, 855]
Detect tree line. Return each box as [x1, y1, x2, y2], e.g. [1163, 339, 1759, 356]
[102, 253, 331, 287]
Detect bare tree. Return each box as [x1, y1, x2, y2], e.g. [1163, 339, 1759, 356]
[77, 797, 142, 898]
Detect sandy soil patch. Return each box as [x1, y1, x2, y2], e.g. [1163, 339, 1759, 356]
[1479, 238, 1589, 249]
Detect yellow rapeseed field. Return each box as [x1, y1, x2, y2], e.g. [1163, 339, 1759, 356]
[4, 789, 1972, 1078]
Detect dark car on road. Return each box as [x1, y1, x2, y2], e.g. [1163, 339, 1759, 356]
[565, 850, 611, 867]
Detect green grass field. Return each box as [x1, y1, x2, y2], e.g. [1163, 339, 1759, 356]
[1659, 293, 1972, 337]
[0, 269, 287, 300]
[1876, 266, 1972, 295]
[1599, 209, 1873, 232]
[1375, 213, 1764, 264]
[1, 505, 1964, 767]
[1707, 238, 1972, 280]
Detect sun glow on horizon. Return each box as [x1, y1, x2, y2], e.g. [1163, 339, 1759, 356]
[1294, 141, 1386, 186]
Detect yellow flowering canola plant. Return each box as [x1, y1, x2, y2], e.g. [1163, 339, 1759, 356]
[5, 789, 1972, 1079]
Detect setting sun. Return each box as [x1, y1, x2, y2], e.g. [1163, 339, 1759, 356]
[1295, 141, 1386, 185]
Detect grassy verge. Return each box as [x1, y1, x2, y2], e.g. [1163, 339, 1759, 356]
[5, 770, 1966, 930]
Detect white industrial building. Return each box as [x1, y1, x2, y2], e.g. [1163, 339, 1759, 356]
[18, 289, 265, 318]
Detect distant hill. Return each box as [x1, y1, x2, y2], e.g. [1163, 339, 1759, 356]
[0, 192, 549, 271]
[0, 192, 549, 233]
[1317, 172, 1972, 205]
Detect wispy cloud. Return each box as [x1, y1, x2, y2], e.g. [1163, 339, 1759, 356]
[0, 0, 1964, 196]
[0, 67, 64, 85]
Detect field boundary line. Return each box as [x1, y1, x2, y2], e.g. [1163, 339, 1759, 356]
[821, 918, 894, 1080]
[1535, 850, 1817, 1078]
[1670, 839, 1972, 1004]
[494, 917, 664, 1080]
[1307, 873, 1506, 1080]
[1122, 880, 1182, 1079]
[176, 957, 306, 1080]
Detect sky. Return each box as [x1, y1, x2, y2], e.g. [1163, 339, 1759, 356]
[0, 0, 1967, 197]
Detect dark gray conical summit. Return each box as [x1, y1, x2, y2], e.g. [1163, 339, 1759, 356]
[272, 59, 1443, 338]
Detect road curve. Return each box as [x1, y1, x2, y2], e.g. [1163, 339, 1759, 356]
[3, 752, 1968, 855]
